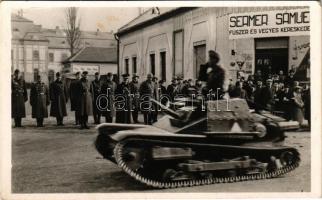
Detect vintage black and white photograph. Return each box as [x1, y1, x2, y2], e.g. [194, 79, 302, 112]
[1, 1, 321, 199]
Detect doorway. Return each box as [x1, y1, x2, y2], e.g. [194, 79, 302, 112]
[193, 44, 206, 79]
[160, 51, 166, 81]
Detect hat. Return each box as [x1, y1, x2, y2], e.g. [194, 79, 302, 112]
[266, 79, 273, 82]
[56, 72, 61, 77]
[122, 73, 129, 78]
[177, 76, 183, 80]
[147, 73, 153, 78]
[132, 73, 139, 78]
[14, 69, 20, 74]
[94, 72, 99, 76]
[294, 85, 302, 90]
[75, 72, 80, 76]
[107, 72, 113, 77]
[82, 71, 88, 75]
[209, 50, 220, 60]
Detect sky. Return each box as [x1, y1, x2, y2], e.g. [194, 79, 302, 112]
[14, 7, 141, 32]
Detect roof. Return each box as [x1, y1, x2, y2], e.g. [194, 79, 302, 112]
[64, 47, 117, 64]
[117, 7, 196, 36]
[11, 13, 33, 23]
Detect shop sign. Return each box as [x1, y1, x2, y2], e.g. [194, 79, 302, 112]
[229, 8, 310, 39]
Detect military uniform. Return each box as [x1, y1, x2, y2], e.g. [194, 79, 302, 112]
[100, 79, 117, 122]
[129, 80, 140, 123]
[139, 80, 155, 125]
[30, 81, 50, 127]
[12, 76, 27, 127]
[49, 79, 67, 125]
[166, 83, 178, 101]
[78, 77, 93, 128]
[115, 81, 132, 124]
[69, 78, 81, 124]
[91, 79, 101, 124]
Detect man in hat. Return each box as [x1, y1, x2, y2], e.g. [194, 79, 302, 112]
[30, 75, 50, 127]
[77, 71, 93, 129]
[139, 73, 156, 125]
[100, 72, 117, 123]
[115, 74, 131, 123]
[167, 77, 178, 101]
[91, 72, 101, 124]
[49, 72, 68, 126]
[198, 50, 228, 98]
[12, 69, 28, 127]
[69, 72, 81, 125]
[260, 79, 274, 112]
[129, 73, 140, 123]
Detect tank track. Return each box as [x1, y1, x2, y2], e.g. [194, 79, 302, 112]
[113, 140, 300, 189]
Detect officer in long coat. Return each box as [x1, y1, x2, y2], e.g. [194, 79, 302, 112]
[49, 72, 67, 126]
[77, 71, 93, 129]
[115, 74, 132, 124]
[129, 73, 140, 123]
[139, 73, 155, 125]
[100, 72, 117, 123]
[12, 69, 27, 127]
[91, 72, 101, 124]
[69, 72, 81, 125]
[30, 75, 50, 127]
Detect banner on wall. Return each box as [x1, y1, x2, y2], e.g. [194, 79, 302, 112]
[228, 8, 310, 39]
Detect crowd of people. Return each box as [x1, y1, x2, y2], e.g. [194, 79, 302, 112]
[11, 50, 310, 130]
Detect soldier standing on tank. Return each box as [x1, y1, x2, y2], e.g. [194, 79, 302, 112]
[115, 74, 132, 123]
[129, 73, 140, 123]
[198, 50, 228, 99]
[49, 72, 67, 126]
[91, 72, 101, 124]
[100, 72, 117, 123]
[69, 72, 81, 125]
[30, 75, 50, 127]
[12, 69, 27, 128]
[139, 73, 155, 125]
[77, 71, 93, 129]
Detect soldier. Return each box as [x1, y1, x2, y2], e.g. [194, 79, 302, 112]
[91, 72, 101, 124]
[167, 77, 178, 101]
[261, 79, 274, 112]
[49, 72, 67, 126]
[115, 74, 132, 123]
[198, 50, 228, 99]
[69, 72, 81, 125]
[139, 73, 155, 125]
[151, 76, 159, 123]
[30, 75, 50, 127]
[129, 73, 140, 123]
[12, 69, 27, 127]
[100, 72, 117, 123]
[77, 71, 93, 129]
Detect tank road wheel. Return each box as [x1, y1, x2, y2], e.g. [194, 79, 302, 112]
[279, 151, 295, 166]
[122, 147, 146, 172]
[162, 169, 191, 181]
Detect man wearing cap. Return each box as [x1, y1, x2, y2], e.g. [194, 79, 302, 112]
[100, 72, 117, 123]
[260, 79, 274, 112]
[30, 75, 50, 127]
[77, 71, 93, 129]
[12, 69, 28, 127]
[167, 77, 178, 101]
[69, 72, 81, 125]
[139, 73, 155, 125]
[129, 73, 140, 123]
[49, 72, 68, 126]
[198, 50, 228, 99]
[91, 72, 101, 124]
[115, 74, 132, 123]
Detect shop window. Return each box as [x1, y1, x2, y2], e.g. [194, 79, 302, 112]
[49, 53, 54, 62]
[33, 50, 39, 61]
[173, 30, 184, 77]
[124, 58, 129, 74]
[193, 44, 206, 78]
[132, 56, 137, 74]
[150, 53, 155, 75]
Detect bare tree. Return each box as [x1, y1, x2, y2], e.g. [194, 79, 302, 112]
[64, 7, 82, 56]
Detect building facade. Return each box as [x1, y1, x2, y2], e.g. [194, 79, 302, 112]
[117, 7, 310, 84]
[11, 13, 117, 84]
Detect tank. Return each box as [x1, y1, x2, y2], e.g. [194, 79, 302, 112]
[95, 98, 300, 188]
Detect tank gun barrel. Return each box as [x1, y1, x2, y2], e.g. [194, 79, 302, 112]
[150, 98, 185, 120]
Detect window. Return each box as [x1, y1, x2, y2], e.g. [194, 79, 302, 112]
[124, 58, 129, 74]
[132, 57, 137, 74]
[49, 53, 54, 62]
[173, 30, 184, 77]
[33, 50, 39, 61]
[160, 51, 166, 81]
[150, 53, 155, 75]
[61, 53, 68, 61]
[33, 68, 39, 82]
[193, 44, 206, 78]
